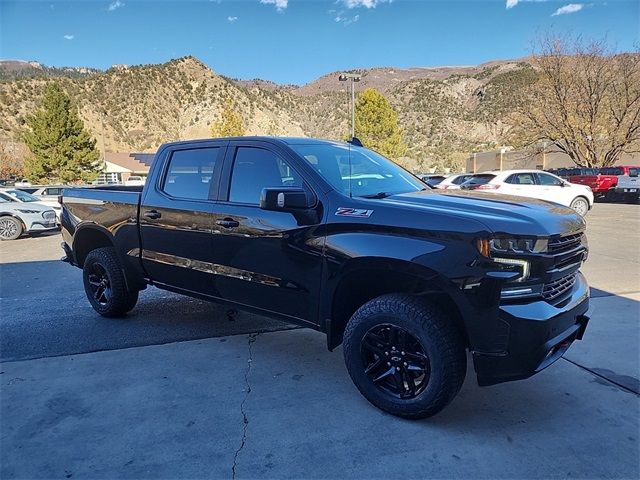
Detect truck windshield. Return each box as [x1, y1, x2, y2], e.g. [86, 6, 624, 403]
[292, 143, 424, 198]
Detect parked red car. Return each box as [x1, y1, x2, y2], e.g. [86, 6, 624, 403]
[568, 166, 639, 199]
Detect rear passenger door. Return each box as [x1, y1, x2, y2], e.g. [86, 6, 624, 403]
[503, 172, 539, 199]
[139, 142, 226, 296]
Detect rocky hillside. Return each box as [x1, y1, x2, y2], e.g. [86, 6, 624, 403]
[0, 56, 538, 170]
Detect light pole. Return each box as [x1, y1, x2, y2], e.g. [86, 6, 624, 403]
[338, 73, 361, 139]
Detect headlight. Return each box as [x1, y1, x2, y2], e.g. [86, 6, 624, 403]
[493, 257, 530, 282]
[15, 208, 40, 214]
[489, 237, 548, 254]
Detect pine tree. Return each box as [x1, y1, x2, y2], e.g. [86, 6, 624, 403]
[210, 99, 246, 137]
[354, 88, 407, 160]
[23, 83, 100, 183]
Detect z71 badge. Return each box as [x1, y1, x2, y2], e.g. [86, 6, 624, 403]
[335, 207, 374, 218]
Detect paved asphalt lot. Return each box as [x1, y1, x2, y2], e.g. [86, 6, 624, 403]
[1, 203, 638, 479]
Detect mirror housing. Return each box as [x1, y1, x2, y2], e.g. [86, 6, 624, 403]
[260, 187, 313, 211]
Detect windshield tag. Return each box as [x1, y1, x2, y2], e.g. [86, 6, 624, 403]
[336, 207, 373, 218]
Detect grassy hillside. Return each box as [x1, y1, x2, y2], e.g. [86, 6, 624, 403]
[0, 56, 539, 172]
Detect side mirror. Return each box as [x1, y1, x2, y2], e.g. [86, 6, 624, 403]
[260, 187, 313, 211]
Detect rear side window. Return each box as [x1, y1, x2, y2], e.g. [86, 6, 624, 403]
[229, 147, 302, 205]
[508, 173, 536, 185]
[452, 175, 472, 185]
[629, 168, 639, 177]
[463, 174, 495, 186]
[162, 147, 219, 200]
[599, 167, 624, 176]
[45, 188, 63, 196]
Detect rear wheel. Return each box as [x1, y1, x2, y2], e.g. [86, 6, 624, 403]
[82, 247, 138, 317]
[570, 196, 589, 216]
[343, 294, 467, 419]
[0, 216, 23, 241]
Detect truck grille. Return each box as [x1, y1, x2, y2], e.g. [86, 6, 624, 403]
[548, 233, 583, 254]
[542, 273, 578, 303]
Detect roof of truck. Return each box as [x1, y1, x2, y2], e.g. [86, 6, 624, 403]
[161, 136, 349, 148]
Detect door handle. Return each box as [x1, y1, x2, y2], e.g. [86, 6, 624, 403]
[143, 210, 161, 220]
[216, 218, 239, 229]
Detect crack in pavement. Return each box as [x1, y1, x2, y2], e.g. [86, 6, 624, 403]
[561, 357, 640, 395]
[231, 332, 258, 480]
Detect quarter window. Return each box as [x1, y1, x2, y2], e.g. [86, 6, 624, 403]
[511, 173, 536, 185]
[162, 147, 219, 200]
[229, 147, 302, 205]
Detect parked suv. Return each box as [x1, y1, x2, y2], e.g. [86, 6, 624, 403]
[0, 195, 57, 240]
[461, 170, 594, 216]
[61, 137, 590, 419]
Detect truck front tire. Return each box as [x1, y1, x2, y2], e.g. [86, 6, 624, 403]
[343, 293, 466, 419]
[82, 247, 139, 317]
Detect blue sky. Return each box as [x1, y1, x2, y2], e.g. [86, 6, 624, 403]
[1, 0, 638, 85]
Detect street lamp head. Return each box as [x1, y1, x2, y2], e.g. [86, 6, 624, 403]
[338, 75, 348, 82]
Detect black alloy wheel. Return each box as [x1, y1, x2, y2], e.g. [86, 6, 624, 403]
[86, 262, 112, 306]
[361, 324, 430, 399]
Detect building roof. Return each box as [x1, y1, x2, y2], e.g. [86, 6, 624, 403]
[104, 152, 155, 173]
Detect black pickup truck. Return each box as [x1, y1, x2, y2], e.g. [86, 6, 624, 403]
[61, 137, 590, 419]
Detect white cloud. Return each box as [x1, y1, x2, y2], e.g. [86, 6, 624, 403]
[63, 34, 74, 40]
[343, 0, 391, 8]
[552, 3, 584, 15]
[259, 0, 288, 11]
[108, 0, 125, 12]
[506, 0, 549, 9]
[227, 16, 238, 22]
[335, 13, 360, 25]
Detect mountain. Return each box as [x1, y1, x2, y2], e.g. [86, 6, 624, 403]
[0, 56, 538, 170]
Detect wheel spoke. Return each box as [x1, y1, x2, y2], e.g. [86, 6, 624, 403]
[372, 366, 395, 384]
[364, 357, 384, 375]
[401, 369, 416, 397]
[362, 337, 386, 357]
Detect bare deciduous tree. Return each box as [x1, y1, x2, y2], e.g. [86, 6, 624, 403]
[513, 36, 640, 167]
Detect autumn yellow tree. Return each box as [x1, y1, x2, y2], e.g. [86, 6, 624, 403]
[354, 88, 407, 160]
[210, 99, 246, 137]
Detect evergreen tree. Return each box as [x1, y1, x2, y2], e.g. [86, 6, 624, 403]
[354, 88, 407, 160]
[23, 83, 100, 183]
[210, 99, 246, 137]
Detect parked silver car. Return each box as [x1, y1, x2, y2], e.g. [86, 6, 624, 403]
[0, 196, 57, 240]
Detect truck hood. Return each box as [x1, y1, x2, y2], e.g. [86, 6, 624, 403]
[383, 190, 586, 237]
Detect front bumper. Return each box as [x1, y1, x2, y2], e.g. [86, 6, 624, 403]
[473, 272, 590, 386]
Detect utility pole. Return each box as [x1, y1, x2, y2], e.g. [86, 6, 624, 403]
[338, 73, 361, 139]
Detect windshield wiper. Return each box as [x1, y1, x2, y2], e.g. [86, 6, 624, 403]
[360, 192, 392, 199]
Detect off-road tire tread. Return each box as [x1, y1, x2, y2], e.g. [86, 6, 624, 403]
[83, 247, 138, 317]
[343, 293, 466, 419]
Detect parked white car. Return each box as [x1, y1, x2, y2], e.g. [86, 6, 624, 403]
[0, 188, 62, 222]
[0, 195, 57, 240]
[435, 173, 474, 190]
[460, 170, 594, 216]
[14, 179, 32, 188]
[124, 175, 146, 186]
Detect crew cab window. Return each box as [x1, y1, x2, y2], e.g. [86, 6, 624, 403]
[229, 147, 302, 205]
[507, 173, 536, 185]
[537, 173, 563, 186]
[45, 188, 63, 196]
[162, 147, 219, 200]
[599, 167, 624, 176]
